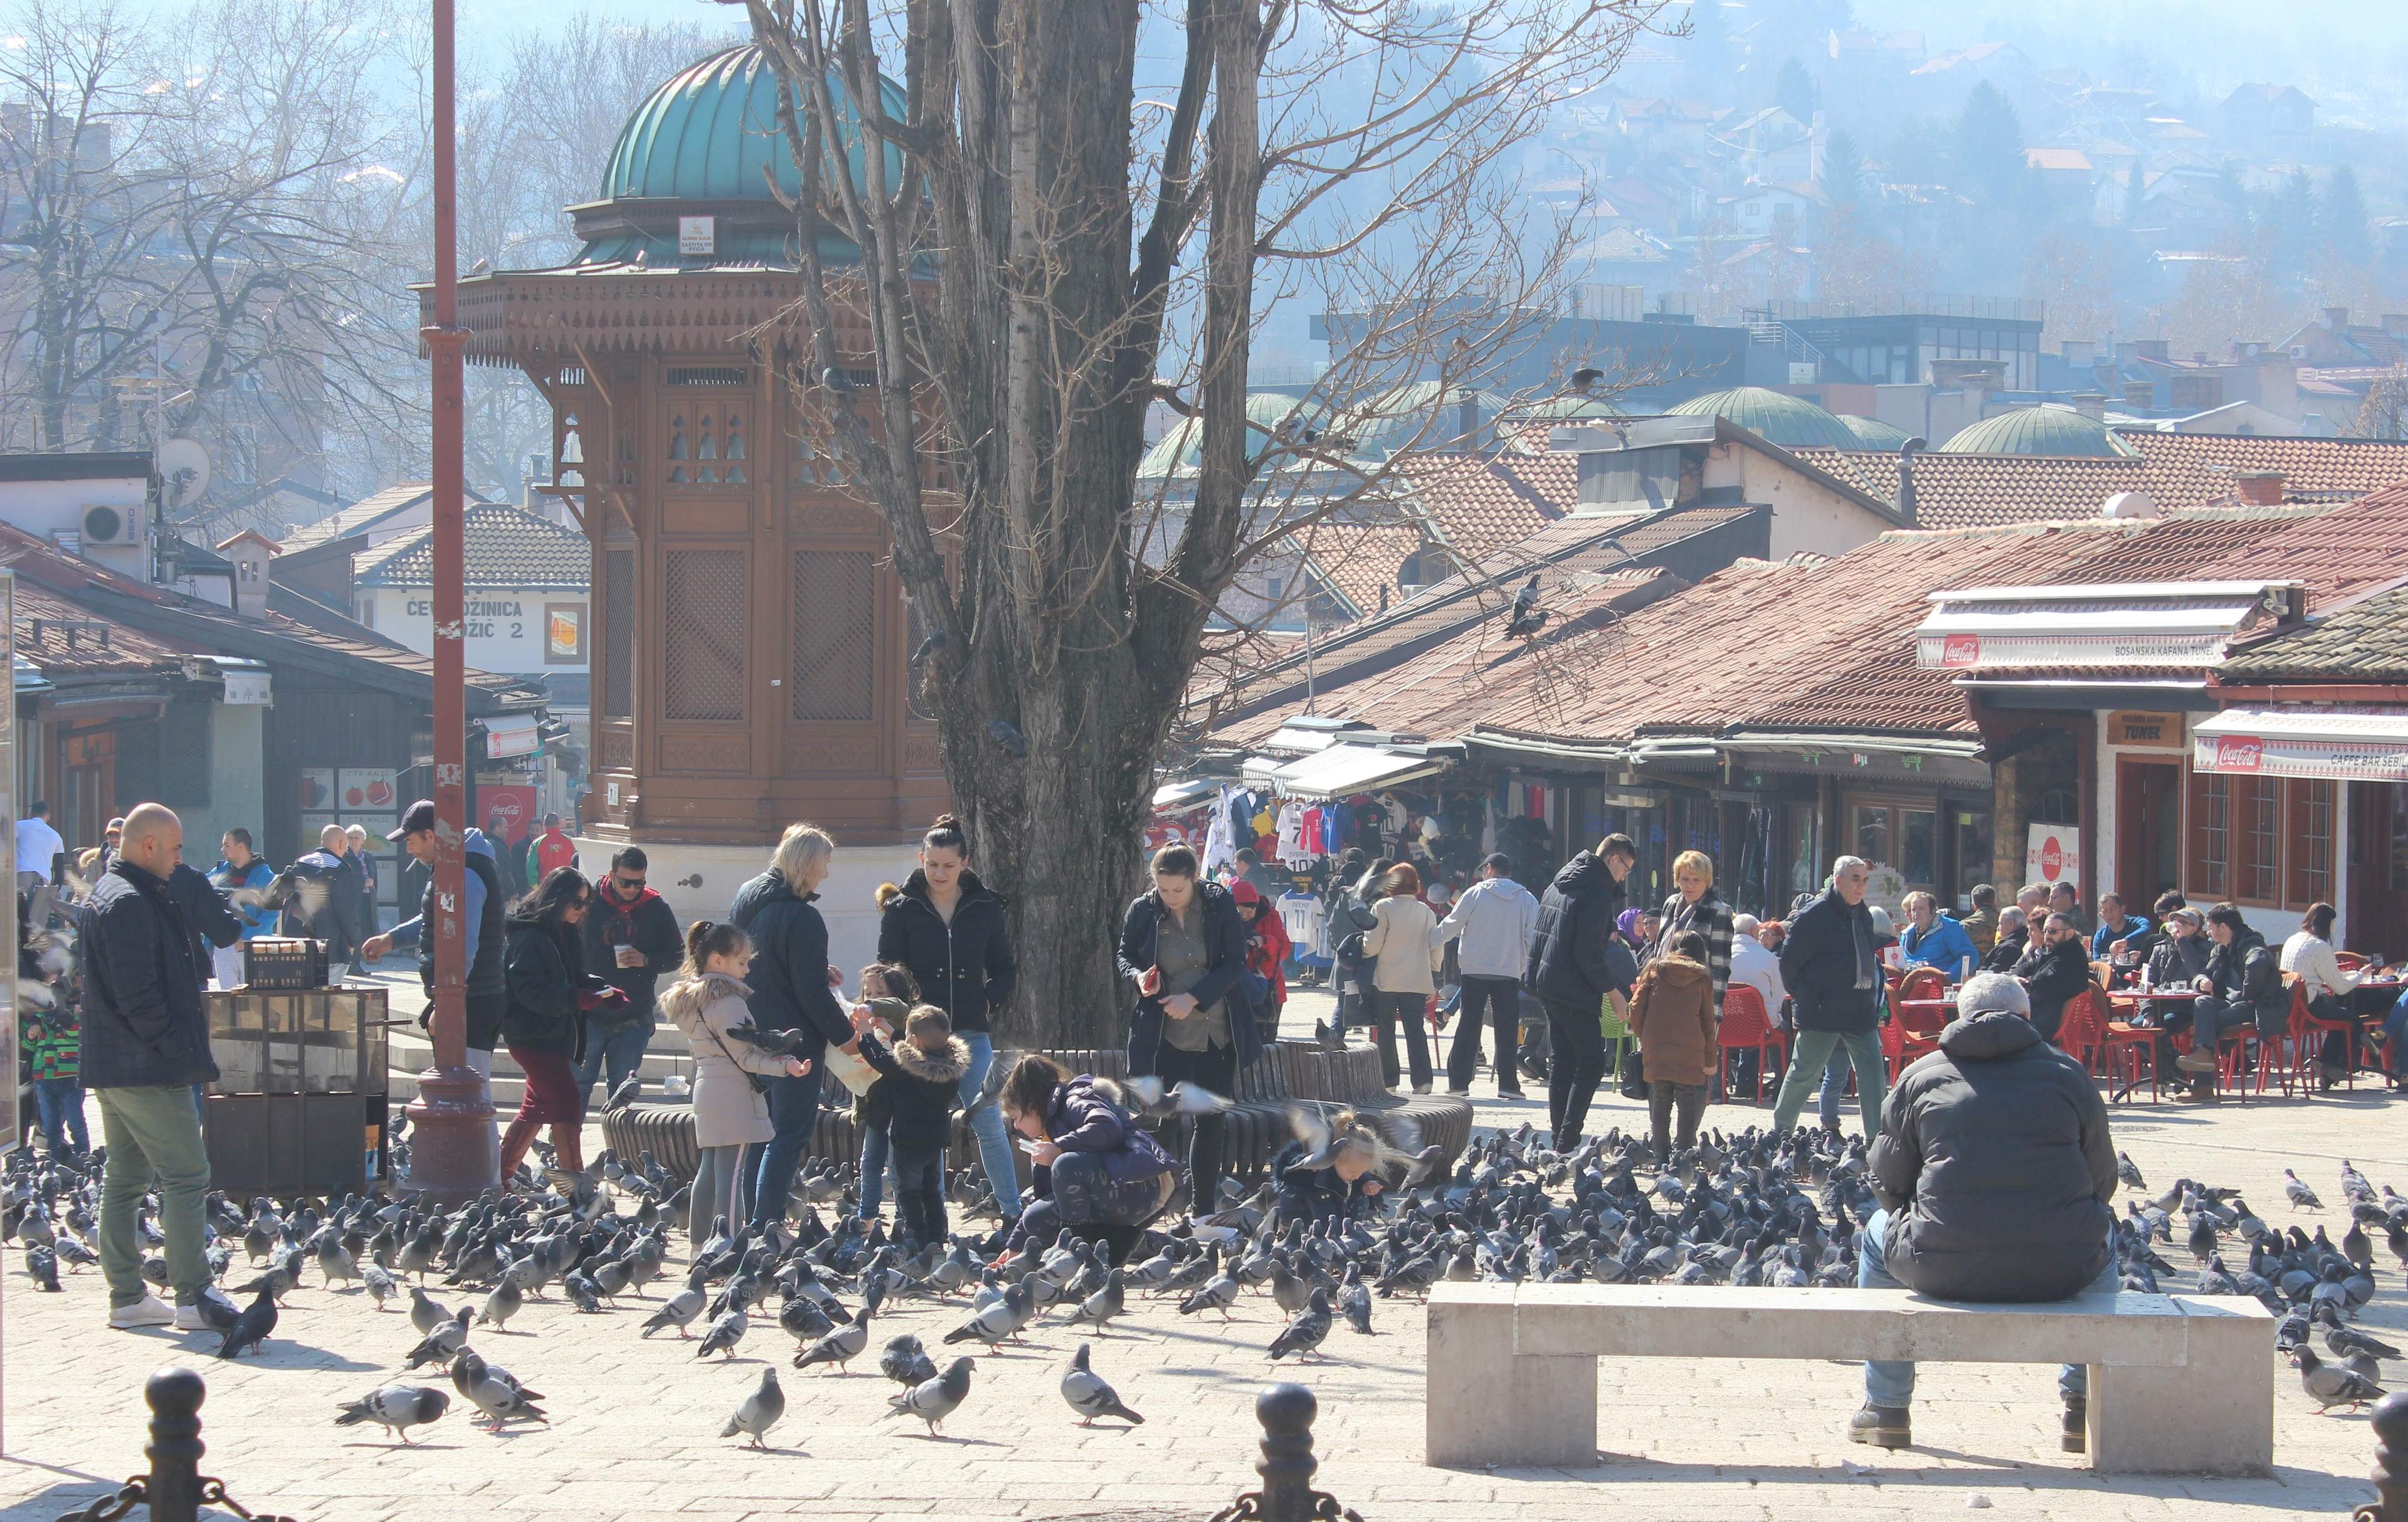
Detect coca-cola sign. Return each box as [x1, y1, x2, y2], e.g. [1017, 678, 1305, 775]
[2214, 736, 2264, 773]
[1940, 633, 1981, 667]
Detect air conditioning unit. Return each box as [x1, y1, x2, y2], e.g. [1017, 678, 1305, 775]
[80, 502, 138, 546]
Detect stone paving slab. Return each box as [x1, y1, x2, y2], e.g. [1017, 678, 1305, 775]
[0, 978, 2396, 1520]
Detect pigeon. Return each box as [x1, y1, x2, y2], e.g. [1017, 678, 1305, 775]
[450, 1348, 547, 1429]
[1336, 1267, 1374, 1335]
[721, 1368, 785, 1448]
[334, 1384, 450, 1444]
[2284, 1170, 2325, 1211]
[696, 1308, 749, 1360]
[1059, 1343, 1143, 1425]
[944, 1286, 1028, 1348]
[2296, 1346, 2385, 1412]
[404, 1309, 473, 1370]
[26, 1244, 60, 1292]
[216, 1286, 279, 1360]
[408, 1286, 449, 1337]
[362, 1264, 398, 1309]
[795, 1311, 870, 1372]
[1059, 1269, 1126, 1336]
[1177, 1253, 1244, 1321]
[780, 1294, 835, 1346]
[1269, 1279, 1337, 1360]
[2326, 1323, 2402, 1360]
[884, 1355, 974, 1437]
[562, 1272, 603, 1313]
[880, 1333, 938, 1388]
[643, 1274, 709, 1339]
[2116, 1153, 2146, 1191]
[478, 1276, 524, 1331]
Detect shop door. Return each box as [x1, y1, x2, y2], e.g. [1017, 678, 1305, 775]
[2348, 782, 2408, 957]
[62, 729, 116, 855]
[2117, 760, 2182, 908]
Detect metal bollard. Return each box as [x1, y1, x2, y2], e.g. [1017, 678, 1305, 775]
[142, 1368, 206, 1522]
[2360, 1389, 2408, 1522]
[1210, 1383, 1361, 1522]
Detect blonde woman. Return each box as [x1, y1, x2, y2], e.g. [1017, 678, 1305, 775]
[728, 822, 858, 1228]
[1648, 850, 1736, 1012]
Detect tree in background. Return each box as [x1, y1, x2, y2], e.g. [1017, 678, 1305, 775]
[1951, 82, 2030, 212]
[1822, 130, 1865, 213]
[2267, 171, 2320, 285]
[1776, 56, 1818, 127]
[736, 0, 1652, 1044]
[2321, 166, 2372, 269]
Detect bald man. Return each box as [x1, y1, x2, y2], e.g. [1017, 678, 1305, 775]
[78, 803, 233, 1331]
[282, 822, 364, 973]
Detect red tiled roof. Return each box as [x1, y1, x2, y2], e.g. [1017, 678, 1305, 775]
[1788, 432, 2408, 530]
[1400, 452, 1575, 562]
[1291, 522, 1428, 620]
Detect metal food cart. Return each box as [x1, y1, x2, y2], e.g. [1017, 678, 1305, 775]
[202, 986, 391, 1196]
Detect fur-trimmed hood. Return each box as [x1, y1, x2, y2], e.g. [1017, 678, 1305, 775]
[658, 971, 750, 1030]
[889, 1033, 971, 1086]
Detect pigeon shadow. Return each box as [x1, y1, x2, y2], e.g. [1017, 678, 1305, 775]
[894, 1432, 1006, 1446]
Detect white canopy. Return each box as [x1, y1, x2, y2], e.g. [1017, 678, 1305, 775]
[2191, 707, 2408, 783]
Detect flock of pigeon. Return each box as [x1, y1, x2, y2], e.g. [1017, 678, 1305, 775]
[6, 1110, 2404, 1459]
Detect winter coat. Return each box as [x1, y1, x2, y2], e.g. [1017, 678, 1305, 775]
[1118, 881, 1265, 1077]
[2012, 935, 2095, 1044]
[1040, 1075, 1178, 1183]
[1957, 906, 1999, 955]
[1230, 881, 1292, 1007]
[78, 859, 215, 1091]
[280, 848, 362, 959]
[1268, 1139, 1373, 1225]
[1433, 875, 1539, 980]
[500, 917, 597, 1060]
[1523, 852, 1635, 1009]
[1629, 954, 1719, 1087]
[1649, 888, 1735, 1010]
[1898, 915, 1980, 977]
[1778, 885, 1883, 1035]
[399, 833, 509, 1053]
[728, 869, 854, 1060]
[2144, 931, 2210, 993]
[1361, 893, 1442, 995]
[875, 869, 1018, 1035]
[210, 857, 279, 939]
[1982, 926, 2029, 974]
[2204, 927, 2286, 1037]
[583, 882, 684, 1026]
[858, 1029, 971, 1160]
[659, 971, 787, 1148]
[1868, 1009, 2117, 1302]
[166, 862, 245, 977]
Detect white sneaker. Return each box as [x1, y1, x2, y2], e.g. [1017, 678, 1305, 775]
[108, 1295, 176, 1329]
[174, 1288, 238, 1331]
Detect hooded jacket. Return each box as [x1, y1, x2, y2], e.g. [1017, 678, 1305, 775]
[1629, 954, 1719, 1087]
[1779, 885, 1882, 1034]
[500, 916, 602, 1060]
[78, 859, 214, 1090]
[1118, 880, 1265, 1076]
[1434, 873, 1540, 980]
[875, 868, 1018, 1034]
[1269, 1138, 1375, 1225]
[2204, 926, 2286, 1036]
[1523, 852, 1635, 1008]
[729, 868, 855, 1059]
[659, 971, 788, 1148]
[1230, 880, 1292, 1007]
[1041, 1074, 1179, 1183]
[389, 830, 507, 1052]
[858, 1028, 971, 1158]
[1868, 1009, 2117, 1302]
[583, 879, 684, 1025]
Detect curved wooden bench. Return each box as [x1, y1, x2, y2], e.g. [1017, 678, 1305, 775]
[599, 1038, 1475, 1201]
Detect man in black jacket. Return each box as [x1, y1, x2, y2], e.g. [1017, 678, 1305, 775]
[1522, 833, 1639, 1149]
[1852, 971, 2118, 1453]
[2173, 903, 2284, 1104]
[729, 825, 858, 1227]
[2012, 911, 2094, 1044]
[79, 804, 236, 1332]
[1771, 857, 1886, 1135]
[578, 845, 684, 1107]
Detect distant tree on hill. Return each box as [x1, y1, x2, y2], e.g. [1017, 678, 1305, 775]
[1777, 56, 1818, 126]
[1823, 131, 1865, 211]
[2321, 166, 2372, 267]
[1951, 82, 2031, 211]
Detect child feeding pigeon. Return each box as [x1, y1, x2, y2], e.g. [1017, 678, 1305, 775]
[658, 920, 816, 1242]
[850, 1001, 971, 1253]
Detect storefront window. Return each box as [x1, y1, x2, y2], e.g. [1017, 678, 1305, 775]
[1780, 803, 1820, 905]
[1903, 808, 1936, 886]
[2187, 770, 2229, 899]
[1854, 804, 1889, 868]
[2288, 781, 2334, 907]
[2236, 778, 2280, 904]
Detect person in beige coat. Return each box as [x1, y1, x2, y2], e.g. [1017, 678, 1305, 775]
[1358, 863, 1443, 1092]
[1629, 929, 1719, 1164]
[657, 920, 812, 1240]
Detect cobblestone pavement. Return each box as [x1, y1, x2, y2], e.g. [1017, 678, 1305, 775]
[2, 980, 2398, 1521]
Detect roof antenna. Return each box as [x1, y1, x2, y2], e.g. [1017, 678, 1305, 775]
[1896, 436, 1926, 525]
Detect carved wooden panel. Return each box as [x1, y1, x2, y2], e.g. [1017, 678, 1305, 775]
[904, 730, 941, 774]
[659, 732, 751, 774]
[660, 497, 751, 536]
[595, 727, 635, 772]
[661, 551, 746, 720]
[784, 731, 878, 774]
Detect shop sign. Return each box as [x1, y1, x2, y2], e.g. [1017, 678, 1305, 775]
[2108, 711, 2183, 749]
[2025, 823, 2080, 894]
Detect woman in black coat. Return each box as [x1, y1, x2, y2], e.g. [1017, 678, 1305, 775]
[1117, 843, 1262, 1211]
[499, 867, 620, 1181]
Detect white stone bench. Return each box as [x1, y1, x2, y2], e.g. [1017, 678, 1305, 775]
[1425, 1282, 2274, 1476]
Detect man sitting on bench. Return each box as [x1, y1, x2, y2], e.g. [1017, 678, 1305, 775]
[1854, 971, 2120, 1454]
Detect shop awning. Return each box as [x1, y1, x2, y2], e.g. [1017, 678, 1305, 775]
[2192, 707, 2408, 783]
[1914, 580, 2303, 670]
[480, 714, 541, 759]
[1151, 777, 1222, 811]
[1265, 742, 1455, 800]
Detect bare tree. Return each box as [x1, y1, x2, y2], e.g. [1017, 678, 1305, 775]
[734, 0, 1662, 1044]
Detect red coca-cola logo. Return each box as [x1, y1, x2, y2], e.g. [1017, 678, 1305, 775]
[2215, 736, 2264, 772]
[2036, 835, 2065, 880]
[1940, 633, 1981, 667]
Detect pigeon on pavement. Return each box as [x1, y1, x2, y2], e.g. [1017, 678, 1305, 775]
[334, 1384, 450, 1444]
[1059, 1343, 1143, 1426]
[721, 1368, 785, 1448]
[2296, 1346, 2386, 1412]
[1269, 1287, 1333, 1361]
[884, 1356, 974, 1437]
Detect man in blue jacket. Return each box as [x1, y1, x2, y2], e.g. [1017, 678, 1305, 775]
[209, 829, 277, 989]
[1896, 891, 1978, 978]
[79, 803, 235, 1332]
[364, 800, 510, 1080]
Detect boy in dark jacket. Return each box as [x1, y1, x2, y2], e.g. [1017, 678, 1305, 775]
[1268, 1134, 1383, 1225]
[853, 1003, 971, 1249]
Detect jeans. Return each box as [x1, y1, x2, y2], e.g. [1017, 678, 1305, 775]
[96, 1085, 212, 1308]
[34, 1077, 88, 1155]
[1544, 997, 1607, 1146]
[1011, 1151, 1173, 1258]
[857, 1128, 906, 1220]
[1772, 1028, 1886, 1134]
[574, 1016, 655, 1109]
[1818, 1045, 1851, 1126]
[892, 1144, 946, 1247]
[748, 1067, 825, 1227]
[1858, 1207, 2109, 1408]
[1153, 1042, 1235, 1209]
[1647, 1079, 1707, 1161]
[1368, 990, 1433, 1089]
[1445, 975, 1523, 1091]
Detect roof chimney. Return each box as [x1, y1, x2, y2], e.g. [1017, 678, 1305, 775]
[2235, 470, 2286, 506]
[2101, 490, 2158, 520]
[2325, 305, 2350, 330]
[1895, 436, 1925, 525]
[2072, 392, 2108, 422]
[2123, 381, 2155, 411]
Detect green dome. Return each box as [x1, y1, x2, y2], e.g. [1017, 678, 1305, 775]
[1140, 394, 1314, 480]
[1839, 414, 1912, 450]
[598, 45, 904, 204]
[1938, 405, 2136, 458]
[1666, 386, 1862, 451]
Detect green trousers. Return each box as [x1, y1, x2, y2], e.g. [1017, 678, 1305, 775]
[1770, 1027, 1888, 1135]
[96, 1085, 213, 1308]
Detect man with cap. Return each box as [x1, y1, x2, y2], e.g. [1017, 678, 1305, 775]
[361, 801, 509, 1081]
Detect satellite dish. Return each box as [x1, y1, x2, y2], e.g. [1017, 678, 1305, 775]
[157, 438, 211, 511]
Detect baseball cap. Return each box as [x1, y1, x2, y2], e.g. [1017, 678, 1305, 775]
[389, 800, 437, 841]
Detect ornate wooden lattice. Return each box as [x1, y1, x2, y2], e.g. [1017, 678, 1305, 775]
[789, 550, 876, 722]
[662, 551, 747, 721]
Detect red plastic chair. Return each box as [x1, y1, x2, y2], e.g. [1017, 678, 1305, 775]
[2055, 988, 2108, 1075]
[2283, 981, 2363, 1096]
[1717, 984, 1787, 1103]
[1879, 1012, 1905, 1082]
[1898, 966, 1948, 1003]
[2337, 951, 2371, 973]
[2099, 992, 2162, 1102]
